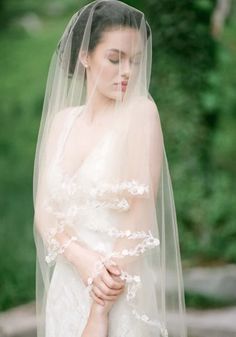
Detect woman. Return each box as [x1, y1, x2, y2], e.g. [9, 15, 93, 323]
[33, 1, 187, 337]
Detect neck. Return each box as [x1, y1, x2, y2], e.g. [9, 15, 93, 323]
[85, 85, 115, 124]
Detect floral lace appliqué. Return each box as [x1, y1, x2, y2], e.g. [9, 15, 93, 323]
[90, 180, 149, 197]
[84, 229, 167, 337]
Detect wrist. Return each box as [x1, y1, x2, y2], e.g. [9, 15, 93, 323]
[90, 302, 108, 319]
[63, 240, 86, 264]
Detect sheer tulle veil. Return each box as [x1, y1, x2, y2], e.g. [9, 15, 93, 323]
[33, 1, 187, 336]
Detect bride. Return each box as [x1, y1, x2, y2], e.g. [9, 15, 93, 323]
[33, 1, 187, 337]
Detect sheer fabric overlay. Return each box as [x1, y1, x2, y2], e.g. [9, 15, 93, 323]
[33, 1, 187, 337]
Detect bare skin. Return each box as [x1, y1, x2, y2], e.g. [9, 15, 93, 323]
[62, 238, 126, 337]
[81, 272, 125, 337]
[81, 303, 109, 337]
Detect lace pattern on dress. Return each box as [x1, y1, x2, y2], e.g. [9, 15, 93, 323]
[84, 230, 168, 337]
[44, 220, 82, 265]
[43, 177, 151, 265]
[47, 177, 149, 210]
[90, 180, 149, 198]
[43, 108, 168, 336]
[43, 193, 167, 335]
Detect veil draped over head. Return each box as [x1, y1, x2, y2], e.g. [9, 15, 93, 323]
[33, 1, 187, 336]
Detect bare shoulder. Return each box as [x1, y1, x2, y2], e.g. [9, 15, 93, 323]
[53, 105, 77, 123]
[136, 95, 157, 109]
[51, 105, 83, 131]
[44, 106, 83, 147]
[130, 96, 160, 123]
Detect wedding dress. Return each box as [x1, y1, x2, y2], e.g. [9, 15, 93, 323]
[43, 105, 164, 337]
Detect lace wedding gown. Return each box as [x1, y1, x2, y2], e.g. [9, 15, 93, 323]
[43, 106, 166, 337]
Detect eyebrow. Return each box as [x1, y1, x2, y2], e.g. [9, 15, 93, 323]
[107, 48, 142, 56]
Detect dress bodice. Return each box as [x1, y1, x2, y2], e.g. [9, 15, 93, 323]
[50, 106, 114, 187]
[44, 106, 130, 247]
[43, 105, 152, 255]
[43, 107, 167, 337]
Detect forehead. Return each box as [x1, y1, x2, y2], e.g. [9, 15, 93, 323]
[98, 27, 143, 54]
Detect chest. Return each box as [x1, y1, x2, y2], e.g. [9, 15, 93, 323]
[60, 115, 113, 177]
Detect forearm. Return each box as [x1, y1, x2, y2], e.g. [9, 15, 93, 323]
[46, 226, 93, 265]
[54, 230, 81, 259]
[61, 232, 88, 264]
[35, 209, 87, 265]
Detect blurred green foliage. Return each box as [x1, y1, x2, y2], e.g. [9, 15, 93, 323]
[0, 0, 235, 310]
[0, 0, 79, 27]
[140, 0, 236, 264]
[0, 12, 72, 311]
[185, 290, 236, 309]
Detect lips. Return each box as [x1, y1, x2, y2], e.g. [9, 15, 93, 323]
[121, 82, 127, 92]
[114, 82, 128, 86]
[114, 81, 128, 92]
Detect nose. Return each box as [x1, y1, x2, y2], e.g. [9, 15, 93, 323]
[121, 59, 131, 78]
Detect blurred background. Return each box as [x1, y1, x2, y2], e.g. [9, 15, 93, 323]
[0, 0, 235, 336]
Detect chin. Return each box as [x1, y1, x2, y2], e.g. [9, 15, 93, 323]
[113, 90, 126, 100]
[101, 87, 126, 101]
[103, 92, 123, 102]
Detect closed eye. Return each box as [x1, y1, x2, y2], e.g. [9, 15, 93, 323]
[131, 55, 142, 65]
[109, 58, 119, 64]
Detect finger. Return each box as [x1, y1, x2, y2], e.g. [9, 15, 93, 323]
[103, 294, 122, 301]
[101, 268, 125, 290]
[103, 286, 126, 301]
[90, 289, 105, 306]
[90, 290, 104, 306]
[97, 280, 125, 297]
[110, 273, 126, 284]
[93, 284, 124, 300]
[90, 291, 102, 305]
[104, 260, 121, 276]
[93, 285, 107, 300]
[104, 260, 126, 285]
[93, 278, 120, 296]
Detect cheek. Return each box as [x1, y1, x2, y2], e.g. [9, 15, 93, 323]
[100, 62, 118, 83]
[90, 61, 117, 89]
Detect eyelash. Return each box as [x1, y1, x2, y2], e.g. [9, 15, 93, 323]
[108, 58, 141, 65]
[109, 59, 119, 64]
[132, 59, 141, 65]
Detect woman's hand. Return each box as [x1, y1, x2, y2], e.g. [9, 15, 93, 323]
[90, 282, 124, 316]
[89, 259, 126, 307]
[90, 271, 126, 315]
[64, 241, 126, 305]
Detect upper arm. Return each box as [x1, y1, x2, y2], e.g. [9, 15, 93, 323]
[34, 106, 74, 230]
[43, 107, 73, 164]
[138, 98, 164, 200]
[129, 96, 164, 199]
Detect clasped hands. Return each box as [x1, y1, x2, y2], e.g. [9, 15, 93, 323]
[89, 257, 126, 310]
[67, 241, 126, 310]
